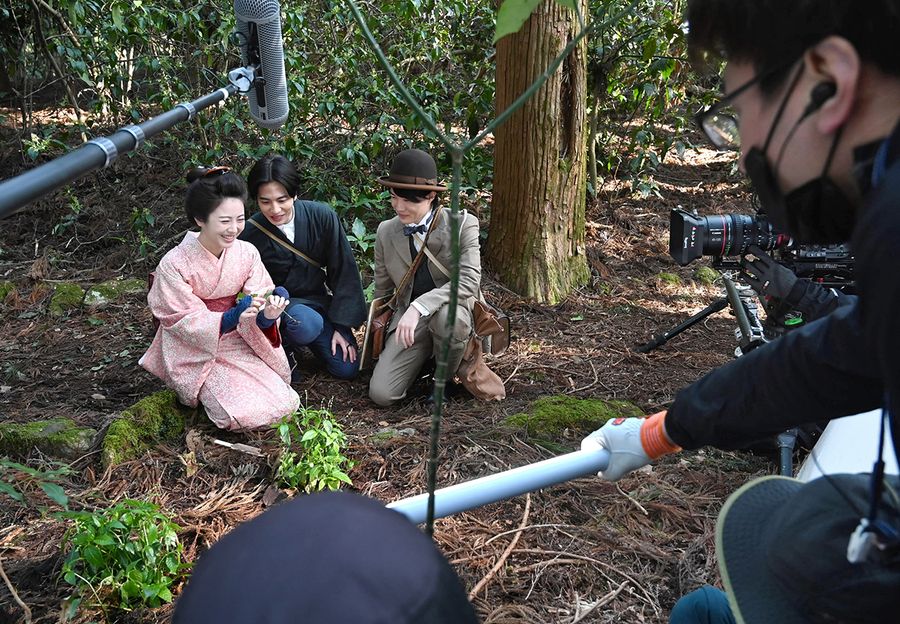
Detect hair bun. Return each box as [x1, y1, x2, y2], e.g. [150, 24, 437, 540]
[186, 167, 210, 184]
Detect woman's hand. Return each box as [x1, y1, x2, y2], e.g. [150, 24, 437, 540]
[395, 307, 421, 349]
[331, 330, 357, 363]
[263, 293, 288, 320]
[240, 295, 267, 320]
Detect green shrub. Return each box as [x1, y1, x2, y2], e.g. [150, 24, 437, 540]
[60, 499, 188, 611]
[274, 406, 354, 493]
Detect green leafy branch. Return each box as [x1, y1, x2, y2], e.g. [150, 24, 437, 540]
[0, 458, 71, 509]
[59, 499, 188, 612]
[274, 406, 354, 493]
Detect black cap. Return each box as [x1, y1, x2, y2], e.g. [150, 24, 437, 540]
[717, 473, 900, 623]
[173, 491, 479, 624]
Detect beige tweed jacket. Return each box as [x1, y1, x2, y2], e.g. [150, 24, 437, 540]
[372, 209, 481, 331]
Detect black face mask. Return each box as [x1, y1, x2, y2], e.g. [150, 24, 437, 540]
[743, 69, 857, 245]
[745, 134, 857, 244]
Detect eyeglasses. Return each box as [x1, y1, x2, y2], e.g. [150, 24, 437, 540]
[694, 60, 796, 151]
[202, 165, 232, 177]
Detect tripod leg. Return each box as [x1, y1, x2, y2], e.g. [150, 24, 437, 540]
[635, 298, 729, 353]
[776, 429, 799, 476]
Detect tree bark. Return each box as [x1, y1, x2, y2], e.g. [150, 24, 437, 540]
[486, 0, 589, 304]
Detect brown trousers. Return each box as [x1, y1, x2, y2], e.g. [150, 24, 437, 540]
[368, 303, 472, 407]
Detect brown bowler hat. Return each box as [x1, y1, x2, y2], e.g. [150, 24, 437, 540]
[377, 149, 447, 192]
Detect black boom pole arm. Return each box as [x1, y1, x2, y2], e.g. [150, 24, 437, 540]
[0, 84, 240, 220]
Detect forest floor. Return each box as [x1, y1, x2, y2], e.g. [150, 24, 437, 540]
[0, 116, 779, 623]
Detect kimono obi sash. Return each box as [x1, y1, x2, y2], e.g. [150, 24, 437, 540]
[203, 295, 239, 312]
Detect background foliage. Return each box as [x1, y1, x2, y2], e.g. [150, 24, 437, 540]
[0, 0, 706, 262]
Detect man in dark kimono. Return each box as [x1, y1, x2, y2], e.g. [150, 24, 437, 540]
[240, 155, 366, 380]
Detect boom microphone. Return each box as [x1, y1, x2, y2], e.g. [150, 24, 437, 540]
[233, 0, 289, 130]
[388, 448, 610, 524]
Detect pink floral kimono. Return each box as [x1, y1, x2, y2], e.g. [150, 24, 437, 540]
[140, 232, 300, 430]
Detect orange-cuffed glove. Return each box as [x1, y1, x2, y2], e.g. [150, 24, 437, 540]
[580, 411, 681, 481]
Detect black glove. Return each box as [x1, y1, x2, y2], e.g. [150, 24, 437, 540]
[786, 280, 848, 322]
[740, 245, 800, 301]
[221, 295, 253, 334]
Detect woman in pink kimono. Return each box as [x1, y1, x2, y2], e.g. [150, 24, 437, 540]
[140, 166, 300, 430]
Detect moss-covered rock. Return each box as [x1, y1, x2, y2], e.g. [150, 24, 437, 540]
[84, 277, 146, 307]
[369, 427, 416, 448]
[505, 395, 643, 438]
[657, 272, 681, 285]
[0, 280, 16, 303]
[693, 265, 719, 286]
[0, 418, 97, 459]
[102, 390, 192, 468]
[48, 282, 85, 316]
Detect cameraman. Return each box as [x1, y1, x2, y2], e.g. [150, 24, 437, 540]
[583, 1, 900, 621]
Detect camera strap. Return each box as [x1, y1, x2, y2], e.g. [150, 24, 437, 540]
[849, 404, 900, 563]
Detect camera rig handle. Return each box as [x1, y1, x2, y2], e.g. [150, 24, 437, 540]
[723, 275, 767, 355]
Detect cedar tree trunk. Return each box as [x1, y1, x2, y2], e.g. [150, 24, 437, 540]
[486, 0, 590, 304]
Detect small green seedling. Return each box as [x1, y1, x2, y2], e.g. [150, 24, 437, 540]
[274, 406, 354, 493]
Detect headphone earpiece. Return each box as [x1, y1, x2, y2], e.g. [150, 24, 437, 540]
[803, 82, 837, 117]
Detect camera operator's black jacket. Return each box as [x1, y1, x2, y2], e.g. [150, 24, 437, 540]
[784, 278, 851, 319]
[666, 123, 900, 459]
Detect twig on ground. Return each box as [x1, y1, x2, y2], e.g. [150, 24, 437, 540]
[570, 580, 630, 623]
[483, 523, 578, 546]
[616, 483, 649, 515]
[567, 359, 599, 394]
[212, 439, 265, 457]
[469, 494, 531, 600]
[0, 555, 32, 624]
[513, 548, 661, 617]
[502, 362, 522, 385]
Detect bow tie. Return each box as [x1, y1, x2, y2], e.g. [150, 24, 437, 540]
[403, 224, 427, 236]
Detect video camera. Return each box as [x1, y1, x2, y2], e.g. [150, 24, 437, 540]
[668, 208, 854, 291]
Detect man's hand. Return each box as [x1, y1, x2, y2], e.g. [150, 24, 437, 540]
[395, 307, 421, 349]
[222, 295, 254, 333]
[331, 330, 357, 363]
[580, 411, 679, 481]
[740, 245, 798, 301]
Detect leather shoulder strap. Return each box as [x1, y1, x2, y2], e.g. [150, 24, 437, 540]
[247, 218, 323, 271]
[413, 209, 467, 279]
[414, 237, 449, 278]
[384, 206, 444, 310]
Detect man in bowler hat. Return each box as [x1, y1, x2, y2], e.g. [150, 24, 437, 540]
[368, 149, 482, 406]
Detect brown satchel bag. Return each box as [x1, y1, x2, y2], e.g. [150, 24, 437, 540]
[370, 306, 393, 359]
[456, 334, 506, 401]
[472, 299, 511, 355]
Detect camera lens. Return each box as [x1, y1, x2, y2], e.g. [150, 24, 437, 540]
[669, 209, 787, 265]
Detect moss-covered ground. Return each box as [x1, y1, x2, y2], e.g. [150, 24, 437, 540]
[101, 390, 193, 468]
[505, 394, 644, 439]
[0, 418, 96, 459]
[48, 282, 85, 316]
